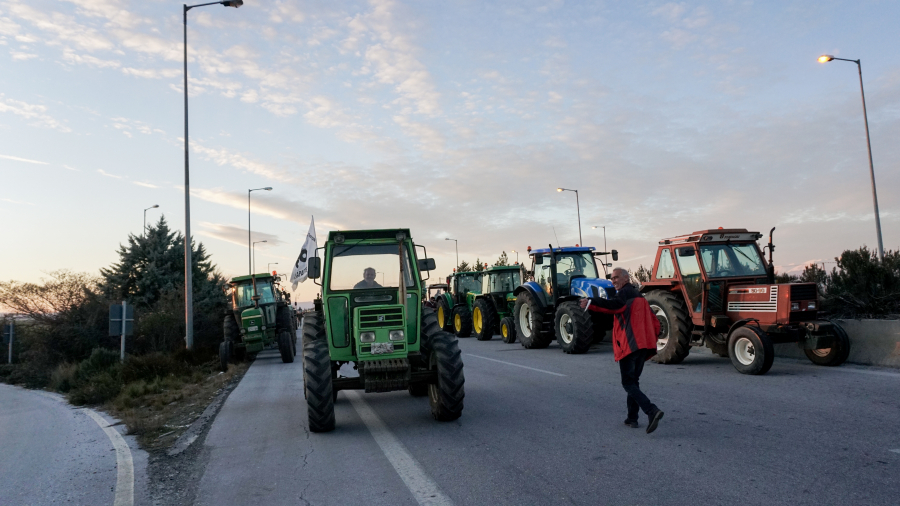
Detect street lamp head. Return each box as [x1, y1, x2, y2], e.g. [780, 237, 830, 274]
[557, 188, 563, 192]
[263, 187, 272, 191]
[152, 204, 159, 209]
[223, 0, 243, 7]
[818, 55, 834, 63]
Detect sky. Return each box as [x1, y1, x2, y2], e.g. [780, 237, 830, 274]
[1, 0, 898, 304]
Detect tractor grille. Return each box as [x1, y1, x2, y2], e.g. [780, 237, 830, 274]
[790, 284, 818, 301]
[359, 306, 404, 329]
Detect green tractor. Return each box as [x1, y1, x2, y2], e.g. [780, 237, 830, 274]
[219, 273, 297, 371]
[302, 229, 465, 433]
[471, 265, 523, 343]
[435, 271, 482, 337]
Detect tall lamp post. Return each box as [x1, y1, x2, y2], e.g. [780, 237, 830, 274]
[445, 238, 458, 269]
[511, 250, 518, 263]
[818, 54, 884, 260]
[248, 186, 273, 275]
[182, 0, 243, 351]
[252, 240, 267, 275]
[557, 187, 582, 246]
[144, 204, 159, 233]
[591, 226, 607, 253]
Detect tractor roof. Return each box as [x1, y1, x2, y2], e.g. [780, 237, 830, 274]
[528, 246, 595, 256]
[428, 283, 449, 289]
[230, 273, 275, 283]
[328, 229, 412, 243]
[485, 265, 521, 272]
[658, 228, 763, 246]
[450, 271, 480, 277]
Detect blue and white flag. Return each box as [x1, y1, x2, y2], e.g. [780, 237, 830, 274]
[291, 216, 317, 290]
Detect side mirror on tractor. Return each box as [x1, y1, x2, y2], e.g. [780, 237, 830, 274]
[417, 258, 436, 271]
[611, 249, 618, 261]
[308, 257, 321, 279]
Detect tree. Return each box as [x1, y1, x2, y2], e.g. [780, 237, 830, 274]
[474, 258, 485, 272]
[494, 252, 509, 267]
[631, 264, 653, 285]
[823, 247, 900, 317]
[457, 261, 472, 272]
[775, 272, 799, 284]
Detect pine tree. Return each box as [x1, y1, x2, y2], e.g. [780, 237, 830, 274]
[457, 261, 472, 272]
[474, 258, 485, 271]
[494, 251, 509, 266]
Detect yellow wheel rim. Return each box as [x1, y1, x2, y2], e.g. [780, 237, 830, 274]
[473, 308, 482, 333]
[454, 313, 461, 332]
[438, 306, 445, 327]
[501, 323, 508, 338]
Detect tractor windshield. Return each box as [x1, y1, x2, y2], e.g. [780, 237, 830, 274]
[488, 271, 520, 293]
[233, 280, 275, 307]
[700, 243, 767, 278]
[455, 274, 481, 295]
[328, 243, 416, 291]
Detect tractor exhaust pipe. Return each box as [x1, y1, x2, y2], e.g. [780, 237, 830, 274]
[766, 227, 776, 284]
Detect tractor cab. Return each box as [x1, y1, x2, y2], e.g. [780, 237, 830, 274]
[435, 271, 483, 336]
[470, 265, 522, 341]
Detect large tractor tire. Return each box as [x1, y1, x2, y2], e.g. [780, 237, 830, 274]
[805, 321, 851, 366]
[278, 330, 295, 363]
[302, 312, 335, 432]
[410, 308, 441, 397]
[427, 331, 465, 421]
[473, 299, 497, 341]
[514, 292, 553, 349]
[554, 302, 594, 354]
[453, 306, 473, 338]
[728, 325, 775, 375]
[218, 340, 232, 372]
[276, 305, 297, 356]
[645, 291, 691, 364]
[436, 298, 453, 332]
[500, 316, 516, 344]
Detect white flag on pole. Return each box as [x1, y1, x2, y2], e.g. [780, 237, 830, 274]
[291, 216, 317, 290]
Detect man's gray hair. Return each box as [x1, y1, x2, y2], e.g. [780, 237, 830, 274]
[612, 267, 630, 281]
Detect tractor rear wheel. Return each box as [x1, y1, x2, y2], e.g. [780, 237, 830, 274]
[218, 341, 232, 372]
[515, 292, 553, 349]
[554, 302, 593, 354]
[437, 298, 453, 332]
[645, 291, 691, 364]
[473, 299, 497, 341]
[805, 321, 851, 366]
[500, 316, 516, 344]
[278, 330, 294, 363]
[302, 312, 335, 432]
[728, 325, 774, 375]
[428, 332, 465, 421]
[453, 306, 473, 338]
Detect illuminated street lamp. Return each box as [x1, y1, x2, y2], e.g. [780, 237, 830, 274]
[248, 187, 273, 275]
[818, 54, 884, 260]
[445, 238, 458, 269]
[252, 240, 267, 275]
[557, 187, 582, 246]
[143, 204, 159, 234]
[181, 0, 244, 350]
[511, 250, 518, 263]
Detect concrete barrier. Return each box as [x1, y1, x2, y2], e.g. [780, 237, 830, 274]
[774, 319, 900, 369]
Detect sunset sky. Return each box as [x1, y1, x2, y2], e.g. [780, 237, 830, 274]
[1, 0, 898, 303]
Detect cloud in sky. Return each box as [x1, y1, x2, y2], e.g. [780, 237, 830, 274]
[0, 154, 48, 164]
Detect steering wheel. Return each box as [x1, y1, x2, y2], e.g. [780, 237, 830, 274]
[717, 269, 736, 277]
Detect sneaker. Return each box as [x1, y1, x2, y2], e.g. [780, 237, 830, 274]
[646, 410, 664, 434]
[624, 419, 638, 428]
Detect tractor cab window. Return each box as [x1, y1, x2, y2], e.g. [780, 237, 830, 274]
[656, 249, 676, 279]
[555, 253, 599, 288]
[675, 247, 703, 313]
[700, 243, 767, 278]
[488, 271, 520, 293]
[454, 274, 481, 295]
[328, 243, 416, 291]
[233, 280, 275, 307]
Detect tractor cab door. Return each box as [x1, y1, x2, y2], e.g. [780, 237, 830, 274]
[535, 254, 553, 297]
[675, 247, 705, 322]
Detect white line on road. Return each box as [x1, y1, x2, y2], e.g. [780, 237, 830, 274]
[345, 391, 453, 506]
[83, 409, 134, 506]
[825, 367, 900, 378]
[465, 354, 566, 377]
[890, 449, 900, 454]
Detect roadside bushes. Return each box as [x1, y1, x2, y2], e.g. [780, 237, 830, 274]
[822, 247, 900, 318]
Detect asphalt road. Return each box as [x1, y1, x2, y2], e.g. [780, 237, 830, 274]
[0, 384, 145, 506]
[195, 334, 900, 506]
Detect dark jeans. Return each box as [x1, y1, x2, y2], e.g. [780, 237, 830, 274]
[619, 349, 658, 421]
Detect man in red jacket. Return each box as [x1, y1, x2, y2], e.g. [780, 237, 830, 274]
[580, 267, 665, 433]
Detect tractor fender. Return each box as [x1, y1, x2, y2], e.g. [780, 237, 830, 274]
[570, 278, 616, 299]
[514, 282, 549, 311]
[727, 318, 761, 337]
[439, 292, 453, 309]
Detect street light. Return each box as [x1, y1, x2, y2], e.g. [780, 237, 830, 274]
[252, 240, 267, 274]
[268, 262, 278, 274]
[376, 271, 385, 285]
[143, 204, 159, 233]
[511, 250, 518, 263]
[182, 0, 243, 351]
[445, 238, 458, 269]
[591, 226, 607, 253]
[818, 54, 884, 260]
[557, 188, 582, 246]
[248, 187, 273, 275]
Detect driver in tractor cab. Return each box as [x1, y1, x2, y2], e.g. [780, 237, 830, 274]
[354, 267, 382, 289]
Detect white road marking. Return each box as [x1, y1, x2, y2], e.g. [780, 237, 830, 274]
[83, 409, 135, 506]
[465, 353, 566, 377]
[823, 366, 900, 378]
[890, 449, 900, 454]
[346, 391, 453, 506]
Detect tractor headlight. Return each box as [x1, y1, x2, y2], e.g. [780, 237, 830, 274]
[360, 332, 376, 343]
[791, 302, 800, 311]
[389, 330, 405, 341]
[261, 325, 266, 330]
[807, 301, 816, 310]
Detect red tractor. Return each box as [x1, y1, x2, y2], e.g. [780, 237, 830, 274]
[641, 228, 850, 375]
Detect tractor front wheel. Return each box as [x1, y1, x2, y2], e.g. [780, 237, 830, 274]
[473, 299, 497, 341]
[437, 298, 453, 332]
[278, 330, 295, 363]
[805, 321, 851, 366]
[514, 292, 552, 349]
[453, 306, 473, 338]
[645, 291, 692, 364]
[728, 326, 774, 375]
[302, 312, 335, 432]
[500, 316, 516, 344]
[554, 302, 593, 354]
[428, 332, 465, 421]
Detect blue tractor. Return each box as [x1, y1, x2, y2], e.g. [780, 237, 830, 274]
[513, 245, 619, 354]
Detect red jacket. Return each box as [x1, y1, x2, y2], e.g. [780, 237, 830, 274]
[587, 284, 660, 362]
